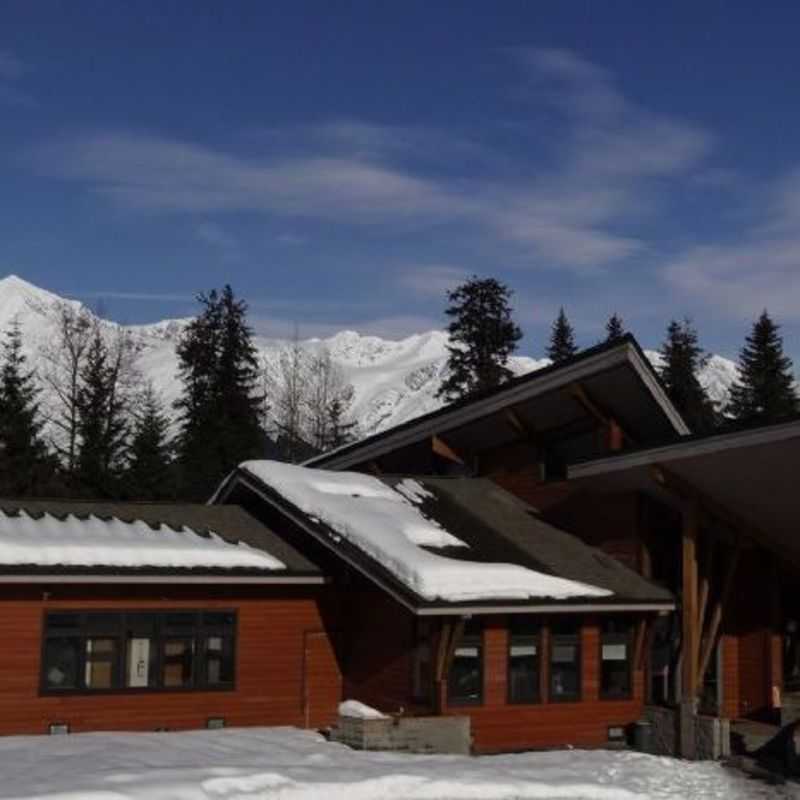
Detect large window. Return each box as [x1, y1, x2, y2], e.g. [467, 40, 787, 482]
[508, 617, 541, 704]
[600, 618, 633, 700]
[447, 619, 483, 705]
[549, 619, 581, 702]
[41, 611, 236, 694]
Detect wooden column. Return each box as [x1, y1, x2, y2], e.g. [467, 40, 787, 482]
[680, 500, 700, 759]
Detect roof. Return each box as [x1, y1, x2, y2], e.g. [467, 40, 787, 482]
[0, 500, 321, 582]
[215, 462, 674, 615]
[305, 335, 689, 471]
[569, 416, 800, 563]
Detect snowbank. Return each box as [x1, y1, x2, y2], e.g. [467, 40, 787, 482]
[241, 461, 610, 602]
[0, 726, 777, 800]
[338, 700, 388, 720]
[0, 509, 285, 570]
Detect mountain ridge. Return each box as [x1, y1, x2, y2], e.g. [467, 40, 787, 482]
[0, 274, 740, 438]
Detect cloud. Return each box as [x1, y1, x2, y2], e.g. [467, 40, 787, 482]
[251, 313, 443, 341]
[396, 264, 471, 298]
[194, 221, 241, 261]
[662, 167, 800, 321]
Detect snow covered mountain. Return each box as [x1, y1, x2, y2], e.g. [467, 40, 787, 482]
[0, 274, 740, 439]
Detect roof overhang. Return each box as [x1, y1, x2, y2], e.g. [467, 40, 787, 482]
[569, 417, 800, 561]
[0, 573, 326, 585]
[306, 337, 689, 470]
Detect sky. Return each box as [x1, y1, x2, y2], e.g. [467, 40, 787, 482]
[2, 1, 800, 363]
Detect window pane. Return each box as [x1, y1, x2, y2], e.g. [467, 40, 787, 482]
[203, 612, 235, 628]
[85, 637, 118, 689]
[601, 620, 632, 698]
[43, 637, 81, 690]
[162, 638, 194, 688]
[508, 618, 540, 703]
[126, 636, 156, 688]
[164, 613, 195, 631]
[204, 636, 234, 685]
[448, 621, 482, 705]
[550, 621, 581, 702]
[46, 613, 81, 631]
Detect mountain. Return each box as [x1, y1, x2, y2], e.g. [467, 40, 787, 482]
[0, 274, 740, 441]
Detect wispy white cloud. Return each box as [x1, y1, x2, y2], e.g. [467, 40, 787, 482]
[395, 264, 472, 298]
[194, 221, 242, 261]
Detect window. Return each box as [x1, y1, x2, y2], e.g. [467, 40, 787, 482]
[448, 619, 482, 705]
[412, 619, 434, 703]
[508, 617, 540, 704]
[600, 619, 633, 699]
[550, 619, 581, 702]
[41, 611, 236, 694]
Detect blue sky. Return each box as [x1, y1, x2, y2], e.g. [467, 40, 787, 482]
[2, 2, 800, 363]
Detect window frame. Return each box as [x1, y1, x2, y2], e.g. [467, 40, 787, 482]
[447, 620, 484, 707]
[39, 610, 237, 696]
[507, 617, 542, 705]
[599, 618, 634, 701]
[548, 620, 582, 703]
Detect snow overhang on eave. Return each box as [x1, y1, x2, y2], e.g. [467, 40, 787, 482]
[0, 573, 326, 585]
[415, 601, 675, 616]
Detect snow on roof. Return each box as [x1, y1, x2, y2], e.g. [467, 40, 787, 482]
[0, 510, 285, 571]
[240, 461, 610, 602]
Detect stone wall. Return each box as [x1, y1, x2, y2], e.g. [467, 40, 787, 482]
[781, 692, 800, 728]
[331, 714, 471, 755]
[642, 705, 730, 760]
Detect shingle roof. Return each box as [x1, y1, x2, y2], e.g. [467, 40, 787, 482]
[0, 500, 320, 577]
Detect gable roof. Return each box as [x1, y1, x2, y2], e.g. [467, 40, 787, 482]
[0, 500, 321, 583]
[215, 461, 674, 615]
[305, 335, 689, 471]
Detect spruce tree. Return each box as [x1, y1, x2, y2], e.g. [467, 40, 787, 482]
[436, 277, 523, 402]
[124, 384, 174, 500]
[605, 313, 625, 343]
[659, 318, 717, 433]
[547, 308, 578, 363]
[0, 320, 50, 495]
[75, 331, 128, 497]
[175, 286, 264, 499]
[727, 310, 798, 425]
[324, 388, 359, 450]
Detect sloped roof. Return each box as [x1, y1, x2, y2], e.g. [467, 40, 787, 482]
[216, 462, 674, 614]
[0, 500, 320, 581]
[305, 335, 689, 471]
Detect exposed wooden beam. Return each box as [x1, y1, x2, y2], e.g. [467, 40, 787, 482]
[696, 539, 741, 689]
[634, 619, 648, 671]
[367, 460, 383, 476]
[435, 620, 454, 683]
[681, 499, 700, 703]
[432, 434, 464, 466]
[568, 382, 633, 449]
[697, 533, 713, 634]
[504, 407, 529, 437]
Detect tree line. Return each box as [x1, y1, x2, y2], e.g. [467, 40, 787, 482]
[436, 276, 799, 433]
[0, 287, 358, 501]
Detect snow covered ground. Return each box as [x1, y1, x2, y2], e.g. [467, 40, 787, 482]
[0, 726, 795, 800]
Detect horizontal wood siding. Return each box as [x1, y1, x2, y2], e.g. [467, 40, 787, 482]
[444, 617, 645, 753]
[0, 584, 341, 735]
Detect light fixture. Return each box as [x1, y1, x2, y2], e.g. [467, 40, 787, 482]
[207, 717, 225, 730]
[48, 722, 69, 735]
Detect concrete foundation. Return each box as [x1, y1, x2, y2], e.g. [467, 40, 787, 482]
[643, 705, 730, 760]
[331, 713, 471, 755]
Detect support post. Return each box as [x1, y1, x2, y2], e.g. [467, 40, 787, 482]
[680, 499, 700, 759]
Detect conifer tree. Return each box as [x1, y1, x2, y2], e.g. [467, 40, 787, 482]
[727, 310, 798, 424]
[175, 286, 264, 499]
[436, 277, 523, 402]
[75, 331, 128, 497]
[605, 313, 625, 343]
[659, 318, 717, 433]
[547, 308, 578, 363]
[0, 320, 50, 495]
[323, 387, 359, 451]
[124, 384, 173, 500]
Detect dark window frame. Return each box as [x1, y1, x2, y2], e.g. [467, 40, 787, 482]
[447, 620, 484, 707]
[548, 621, 582, 703]
[507, 617, 541, 705]
[40, 610, 237, 696]
[599, 619, 634, 701]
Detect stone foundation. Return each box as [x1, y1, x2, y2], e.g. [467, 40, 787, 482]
[331, 714, 471, 755]
[781, 692, 800, 728]
[642, 705, 730, 760]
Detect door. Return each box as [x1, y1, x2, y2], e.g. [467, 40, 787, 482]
[303, 630, 342, 729]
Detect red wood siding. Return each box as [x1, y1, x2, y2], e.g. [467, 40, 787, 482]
[0, 584, 341, 736]
[442, 617, 645, 754]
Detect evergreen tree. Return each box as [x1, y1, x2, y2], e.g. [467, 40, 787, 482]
[0, 320, 51, 495]
[75, 331, 128, 497]
[175, 286, 264, 499]
[436, 277, 523, 402]
[547, 307, 578, 363]
[323, 387, 359, 451]
[659, 318, 717, 433]
[727, 310, 799, 425]
[124, 384, 174, 500]
[605, 312, 626, 343]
